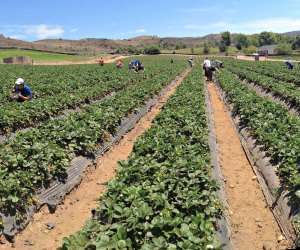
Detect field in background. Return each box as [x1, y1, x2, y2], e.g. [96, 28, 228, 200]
[0, 49, 104, 62]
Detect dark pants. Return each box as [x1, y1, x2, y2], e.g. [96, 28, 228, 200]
[206, 70, 213, 81]
[17, 97, 25, 102]
[204, 67, 212, 80]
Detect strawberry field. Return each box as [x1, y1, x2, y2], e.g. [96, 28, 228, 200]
[216, 58, 300, 244]
[0, 56, 189, 233]
[0, 55, 299, 249]
[59, 66, 225, 250]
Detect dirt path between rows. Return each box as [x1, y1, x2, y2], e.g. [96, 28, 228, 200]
[0, 69, 190, 250]
[207, 82, 289, 250]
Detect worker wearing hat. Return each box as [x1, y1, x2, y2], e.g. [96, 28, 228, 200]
[10, 78, 33, 102]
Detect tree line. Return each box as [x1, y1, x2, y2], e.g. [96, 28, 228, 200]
[115, 31, 300, 55]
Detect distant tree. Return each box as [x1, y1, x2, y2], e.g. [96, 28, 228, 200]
[127, 46, 136, 54]
[258, 31, 281, 46]
[191, 47, 195, 54]
[175, 42, 187, 50]
[235, 33, 248, 50]
[247, 34, 260, 47]
[162, 42, 170, 49]
[219, 41, 227, 53]
[136, 47, 143, 54]
[203, 43, 210, 54]
[292, 37, 300, 50]
[276, 43, 292, 55]
[243, 45, 257, 54]
[144, 45, 160, 54]
[221, 31, 231, 46]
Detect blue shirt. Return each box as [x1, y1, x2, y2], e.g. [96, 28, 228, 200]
[20, 85, 33, 99]
[131, 59, 139, 66]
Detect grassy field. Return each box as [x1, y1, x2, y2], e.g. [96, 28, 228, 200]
[0, 49, 105, 62]
[267, 54, 300, 60]
[161, 46, 239, 55]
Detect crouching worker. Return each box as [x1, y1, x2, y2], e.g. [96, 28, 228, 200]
[117, 59, 123, 69]
[214, 60, 223, 69]
[10, 78, 33, 102]
[136, 60, 145, 72]
[285, 60, 293, 70]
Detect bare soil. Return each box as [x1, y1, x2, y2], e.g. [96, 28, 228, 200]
[207, 82, 289, 250]
[0, 69, 190, 250]
[236, 55, 267, 61]
[33, 55, 130, 65]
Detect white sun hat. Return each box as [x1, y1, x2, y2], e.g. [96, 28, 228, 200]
[15, 78, 25, 85]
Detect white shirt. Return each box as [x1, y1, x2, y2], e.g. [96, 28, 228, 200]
[203, 59, 211, 67]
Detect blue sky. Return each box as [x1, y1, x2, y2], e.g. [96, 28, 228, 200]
[1, 0, 300, 41]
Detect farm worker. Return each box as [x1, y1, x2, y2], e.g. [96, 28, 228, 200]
[202, 57, 212, 80]
[214, 60, 223, 69]
[206, 66, 220, 82]
[97, 57, 104, 66]
[128, 62, 134, 69]
[116, 60, 123, 69]
[137, 61, 145, 72]
[188, 57, 193, 67]
[131, 59, 139, 67]
[10, 78, 33, 102]
[285, 60, 293, 70]
[203, 57, 211, 69]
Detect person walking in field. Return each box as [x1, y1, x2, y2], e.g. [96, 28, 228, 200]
[10, 78, 33, 102]
[202, 57, 212, 81]
[97, 57, 104, 66]
[203, 57, 211, 69]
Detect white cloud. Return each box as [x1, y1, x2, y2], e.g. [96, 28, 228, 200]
[24, 25, 64, 39]
[184, 18, 300, 34]
[237, 18, 300, 33]
[134, 29, 146, 33]
[70, 28, 78, 32]
[4, 24, 64, 39]
[8, 35, 26, 40]
[177, 7, 234, 15]
[128, 29, 146, 34]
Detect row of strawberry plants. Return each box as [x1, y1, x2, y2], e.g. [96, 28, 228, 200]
[0, 57, 182, 134]
[0, 56, 181, 103]
[0, 63, 117, 103]
[222, 58, 300, 86]
[0, 64, 167, 135]
[215, 70, 300, 236]
[0, 64, 186, 228]
[59, 66, 224, 250]
[224, 62, 300, 109]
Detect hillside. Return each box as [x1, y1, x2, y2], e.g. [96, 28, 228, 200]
[282, 30, 300, 36]
[0, 34, 222, 55]
[0, 30, 299, 55]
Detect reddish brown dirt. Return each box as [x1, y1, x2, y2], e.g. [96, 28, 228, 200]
[236, 55, 267, 61]
[0, 69, 190, 250]
[33, 55, 130, 65]
[207, 82, 289, 250]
